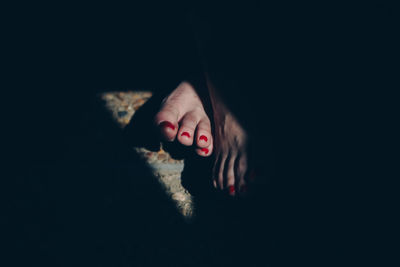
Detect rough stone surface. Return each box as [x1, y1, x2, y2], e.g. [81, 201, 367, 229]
[100, 91, 194, 221]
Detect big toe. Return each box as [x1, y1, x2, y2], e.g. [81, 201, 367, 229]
[154, 106, 179, 141]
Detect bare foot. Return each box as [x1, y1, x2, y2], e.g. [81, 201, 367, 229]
[154, 81, 213, 157]
[207, 78, 250, 197]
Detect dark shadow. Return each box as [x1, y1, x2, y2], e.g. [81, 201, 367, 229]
[4, 4, 281, 266]
[7, 89, 201, 266]
[6, 80, 275, 266]
[123, 89, 275, 267]
[5, 2, 394, 265]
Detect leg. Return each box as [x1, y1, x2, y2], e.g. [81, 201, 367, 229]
[187, 3, 269, 195]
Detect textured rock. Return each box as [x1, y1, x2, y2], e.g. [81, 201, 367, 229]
[100, 91, 194, 221]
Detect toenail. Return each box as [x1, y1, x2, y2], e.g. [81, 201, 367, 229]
[228, 186, 235, 194]
[201, 148, 209, 154]
[181, 132, 190, 138]
[199, 135, 208, 142]
[159, 121, 175, 130]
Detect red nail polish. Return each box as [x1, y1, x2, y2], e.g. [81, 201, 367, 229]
[159, 121, 175, 130]
[201, 148, 209, 154]
[199, 135, 208, 142]
[228, 186, 235, 194]
[181, 132, 190, 138]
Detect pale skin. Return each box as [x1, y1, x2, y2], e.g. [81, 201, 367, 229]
[154, 78, 250, 196]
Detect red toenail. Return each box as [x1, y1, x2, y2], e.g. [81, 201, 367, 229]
[181, 132, 190, 138]
[228, 186, 235, 194]
[199, 135, 208, 142]
[201, 148, 209, 154]
[159, 121, 175, 130]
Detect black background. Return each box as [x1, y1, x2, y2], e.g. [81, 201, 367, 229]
[2, 1, 397, 266]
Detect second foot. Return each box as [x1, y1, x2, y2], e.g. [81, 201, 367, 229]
[207, 81, 253, 197]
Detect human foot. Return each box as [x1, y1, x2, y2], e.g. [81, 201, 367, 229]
[207, 79, 250, 197]
[154, 81, 213, 156]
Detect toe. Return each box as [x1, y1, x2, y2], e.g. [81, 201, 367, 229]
[236, 153, 248, 195]
[213, 153, 227, 190]
[195, 142, 213, 157]
[154, 106, 179, 141]
[177, 113, 199, 146]
[195, 118, 212, 149]
[212, 154, 219, 189]
[226, 154, 237, 196]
